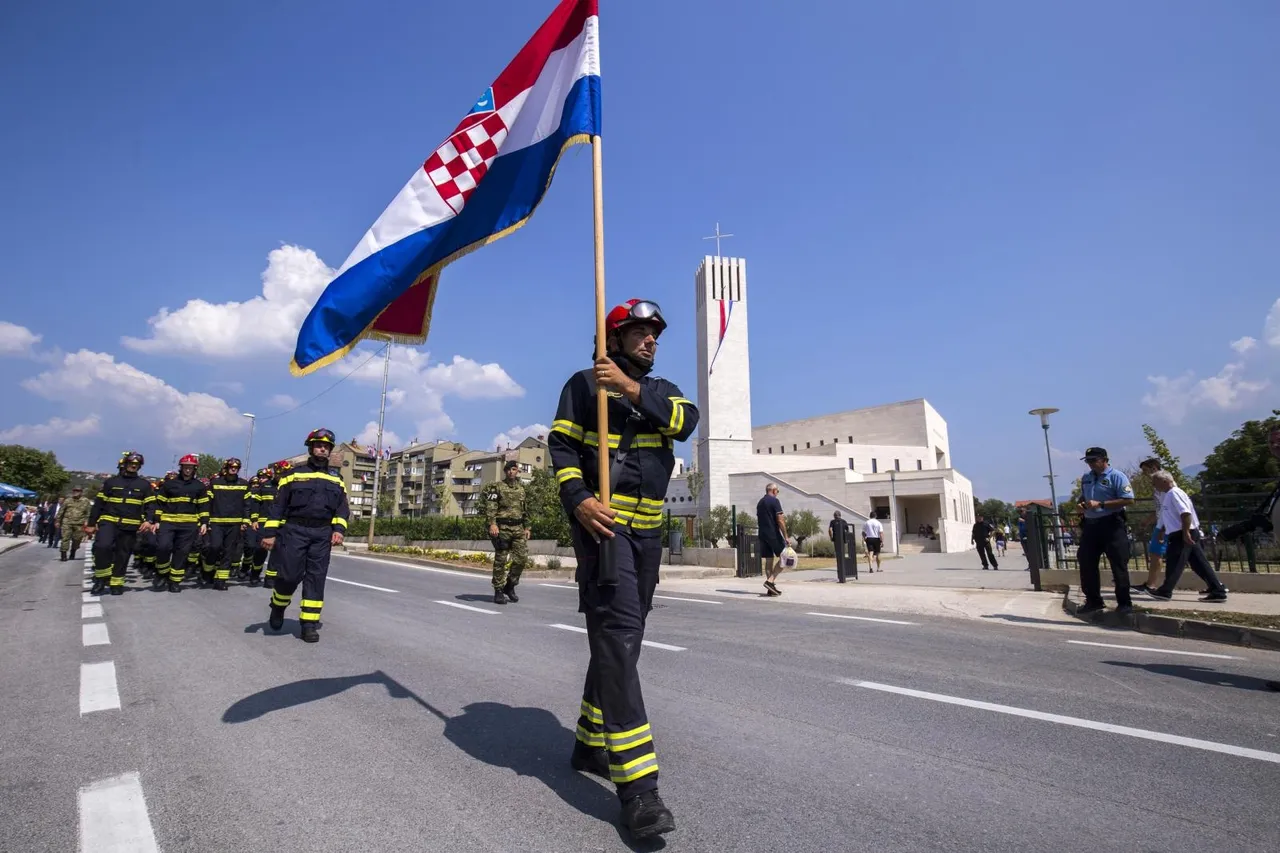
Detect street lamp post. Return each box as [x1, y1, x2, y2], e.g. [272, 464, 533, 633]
[1028, 408, 1064, 567]
[243, 413, 256, 471]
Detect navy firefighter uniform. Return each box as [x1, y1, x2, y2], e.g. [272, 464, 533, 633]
[1077, 447, 1136, 611]
[89, 451, 156, 596]
[549, 299, 697, 841]
[263, 429, 349, 644]
[154, 455, 209, 591]
[205, 458, 250, 591]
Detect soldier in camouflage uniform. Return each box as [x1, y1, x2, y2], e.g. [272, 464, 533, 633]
[58, 486, 93, 562]
[485, 460, 531, 605]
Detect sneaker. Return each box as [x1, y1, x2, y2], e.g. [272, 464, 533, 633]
[764, 580, 780, 595]
[1076, 601, 1106, 615]
[1131, 584, 1152, 596]
[1114, 605, 1134, 615]
[1200, 590, 1229, 602]
[621, 790, 675, 840]
[1146, 589, 1173, 601]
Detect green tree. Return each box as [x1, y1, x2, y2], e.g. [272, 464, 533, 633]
[196, 454, 224, 479]
[0, 445, 69, 497]
[525, 468, 571, 545]
[703, 504, 733, 546]
[785, 508, 820, 549]
[1201, 411, 1280, 495]
[1141, 424, 1192, 490]
[735, 510, 757, 534]
[432, 483, 450, 514]
[377, 490, 395, 516]
[685, 470, 704, 509]
[974, 498, 1015, 524]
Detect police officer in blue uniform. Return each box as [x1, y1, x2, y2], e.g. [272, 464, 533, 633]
[261, 428, 349, 644]
[1076, 447, 1136, 614]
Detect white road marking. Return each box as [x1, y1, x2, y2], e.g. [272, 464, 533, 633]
[540, 583, 580, 590]
[78, 771, 160, 853]
[435, 600, 500, 615]
[847, 679, 1280, 765]
[340, 552, 488, 580]
[82, 592, 100, 603]
[1066, 640, 1240, 660]
[80, 662, 120, 714]
[82, 623, 110, 646]
[549, 623, 687, 651]
[329, 576, 398, 593]
[82, 603, 103, 619]
[808, 611, 916, 626]
[653, 594, 722, 605]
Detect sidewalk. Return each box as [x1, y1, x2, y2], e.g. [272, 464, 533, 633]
[0, 535, 36, 557]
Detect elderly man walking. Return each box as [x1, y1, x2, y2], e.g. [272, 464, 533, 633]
[1146, 471, 1228, 603]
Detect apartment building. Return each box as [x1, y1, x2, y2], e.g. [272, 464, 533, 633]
[385, 436, 550, 518]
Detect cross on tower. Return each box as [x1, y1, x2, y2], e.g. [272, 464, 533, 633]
[702, 222, 734, 258]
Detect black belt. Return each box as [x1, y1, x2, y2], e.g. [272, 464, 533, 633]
[287, 517, 332, 528]
[496, 518, 523, 524]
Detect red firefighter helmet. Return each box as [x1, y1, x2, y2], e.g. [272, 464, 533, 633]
[179, 454, 198, 467]
[605, 299, 666, 338]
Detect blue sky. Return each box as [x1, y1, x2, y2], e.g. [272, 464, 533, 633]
[1, 0, 1276, 501]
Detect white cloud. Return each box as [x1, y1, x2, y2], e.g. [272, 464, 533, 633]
[267, 393, 299, 410]
[492, 423, 550, 451]
[354, 421, 403, 450]
[1230, 336, 1258, 355]
[121, 245, 335, 358]
[0, 321, 42, 357]
[209, 380, 245, 395]
[1143, 363, 1270, 424]
[1266, 298, 1280, 348]
[21, 350, 243, 443]
[0, 414, 101, 444]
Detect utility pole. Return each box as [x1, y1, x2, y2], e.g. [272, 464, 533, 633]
[366, 343, 392, 547]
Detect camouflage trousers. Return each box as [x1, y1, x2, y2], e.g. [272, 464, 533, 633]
[60, 523, 85, 555]
[491, 525, 530, 590]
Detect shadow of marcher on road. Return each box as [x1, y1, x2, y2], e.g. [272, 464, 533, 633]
[221, 671, 662, 850]
[456, 593, 498, 603]
[980, 614, 1087, 627]
[243, 619, 301, 636]
[1103, 660, 1275, 691]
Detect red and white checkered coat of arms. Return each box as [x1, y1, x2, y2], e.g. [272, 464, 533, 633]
[422, 109, 509, 215]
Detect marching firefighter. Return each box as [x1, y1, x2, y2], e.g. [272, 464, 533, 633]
[204, 458, 250, 590]
[238, 473, 261, 579]
[261, 430, 349, 643]
[259, 460, 290, 589]
[133, 478, 161, 579]
[190, 476, 211, 582]
[485, 460, 531, 604]
[153, 455, 209, 592]
[86, 451, 156, 596]
[57, 486, 92, 562]
[549, 299, 697, 840]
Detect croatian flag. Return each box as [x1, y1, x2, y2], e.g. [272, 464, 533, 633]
[291, 0, 601, 375]
[709, 298, 733, 375]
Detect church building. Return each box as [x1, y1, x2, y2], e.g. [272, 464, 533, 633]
[664, 254, 977, 555]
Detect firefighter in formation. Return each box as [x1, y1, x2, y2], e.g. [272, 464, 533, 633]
[87, 451, 156, 596]
[204, 458, 251, 591]
[153, 455, 208, 592]
[261, 428, 349, 644]
[549, 299, 697, 841]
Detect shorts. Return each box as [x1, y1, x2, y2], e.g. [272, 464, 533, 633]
[864, 537, 882, 555]
[759, 534, 785, 559]
[1147, 529, 1166, 557]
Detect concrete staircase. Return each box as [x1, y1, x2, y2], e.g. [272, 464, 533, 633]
[897, 535, 941, 555]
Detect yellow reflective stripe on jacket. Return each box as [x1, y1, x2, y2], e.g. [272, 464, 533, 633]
[278, 471, 345, 488]
[211, 484, 249, 491]
[659, 397, 694, 437]
[264, 519, 282, 529]
[556, 467, 583, 484]
[583, 432, 668, 450]
[331, 517, 348, 529]
[551, 419, 585, 441]
[209, 517, 246, 524]
[159, 513, 201, 523]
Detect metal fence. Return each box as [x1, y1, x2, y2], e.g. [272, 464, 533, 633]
[1033, 478, 1279, 574]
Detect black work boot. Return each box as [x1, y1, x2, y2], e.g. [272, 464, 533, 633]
[90, 578, 107, 596]
[300, 623, 319, 643]
[268, 605, 285, 632]
[493, 589, 508, 605]
[152, 574, 165, 591]
[109, 585, 124, 596]
[248, 570, 261, 588]
[621, 790, 675, 840]
[570, 742, 609, 779]
[168, 580, 182, 593]
[60, 552, 67, 562]
[503, 582, 519, 603]
[213, 579, 228, 591]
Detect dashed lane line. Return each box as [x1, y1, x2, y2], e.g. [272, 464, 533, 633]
[82, 623, 110, 647]
[78, 772, 160, 853]
[549, 623, 687, 652]
[807, 611, 916, 626]
[1065, 640, 1240, 660]
[79, 662, 120, 714]
[329, 576, 398, 593]
[539, 583, 722, 606]
[845, 679, 1280, 765]
[339, 552, 489, 580]
[435, 600, 501, 615]
[539, 583, 579, 590]
[82, 603, 103, 619]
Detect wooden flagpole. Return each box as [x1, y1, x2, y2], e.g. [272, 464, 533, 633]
[591, 134, 610, 520]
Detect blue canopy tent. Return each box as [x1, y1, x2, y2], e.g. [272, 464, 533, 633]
[0, 482, 38, 499]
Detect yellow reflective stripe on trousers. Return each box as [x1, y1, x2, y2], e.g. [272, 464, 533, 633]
[551, 419, 585, 441]
[208, 517, 244, 524]
[609, 752, 659, 784]
[299, 598, 323, 622]
[575, 725, 605, 748]
[271, 592, 292, 608]
[580, 700, 604, 725]
[607, 724, 654, 752]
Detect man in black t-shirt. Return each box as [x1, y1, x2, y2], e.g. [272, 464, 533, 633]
[971, 514, 998, 570]
[756, 484, 789, 596]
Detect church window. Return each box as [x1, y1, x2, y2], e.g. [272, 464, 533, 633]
[847, 435, 853, 443]
[953, 499, 958, 519]
[820, 440, 824, 446]
[894, 459, 900, 471]
[917, 460, 923, 470]
[767, 447, 772, 454]
[871, 458, 878, 473]
[848, 460, 855, 471]
[806, 442, 810, 449]
[792, 444, 797, 451]
[780, 446, 784, 454]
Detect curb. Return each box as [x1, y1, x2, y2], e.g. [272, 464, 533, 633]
[1062, 587, 1280, 650]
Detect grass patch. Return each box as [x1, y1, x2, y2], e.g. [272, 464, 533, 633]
[1137, 607, 1280, 631]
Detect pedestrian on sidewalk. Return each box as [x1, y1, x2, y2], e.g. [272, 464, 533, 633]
[862, 513, 883, 572]
[757, 484, 788, 595]
[994, 526, 1007, 558]
[1075, 447, 1136, 616]
[1147, 472, 1228, 602]
[971, 514, 999, 570]
[1133, 458, 1167, 595]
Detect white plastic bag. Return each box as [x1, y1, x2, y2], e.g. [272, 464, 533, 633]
[780, 546, 799, 570]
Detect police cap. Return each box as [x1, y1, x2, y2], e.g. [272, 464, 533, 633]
[1082, 447, 1108, 461]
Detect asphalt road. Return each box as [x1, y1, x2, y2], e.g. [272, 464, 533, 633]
[3, 541, 1279, 853]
